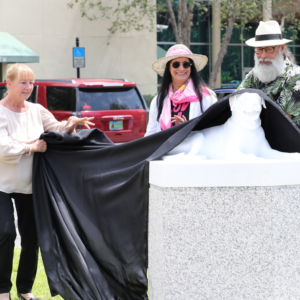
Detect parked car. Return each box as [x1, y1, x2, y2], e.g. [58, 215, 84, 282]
[0, 79, 149, 143]
[213, 88, 235, 100]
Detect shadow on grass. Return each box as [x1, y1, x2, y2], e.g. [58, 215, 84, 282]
[11, 248, 63, 300]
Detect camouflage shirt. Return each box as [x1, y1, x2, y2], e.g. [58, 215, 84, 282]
[237, 57, 300, 127]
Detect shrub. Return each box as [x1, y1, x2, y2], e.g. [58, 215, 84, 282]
[143, 94, 157, 109]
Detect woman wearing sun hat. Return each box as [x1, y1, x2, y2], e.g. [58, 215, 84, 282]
[145, 44, 217, 136]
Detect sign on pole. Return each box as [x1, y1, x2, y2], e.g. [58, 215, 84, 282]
[73, 47, 85, 68]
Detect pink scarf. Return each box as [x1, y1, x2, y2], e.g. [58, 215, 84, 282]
[160, 79, 209, 130]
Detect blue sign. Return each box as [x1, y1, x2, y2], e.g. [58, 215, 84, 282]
[73, 47, 85, 68]
[73, 47, 85, 58]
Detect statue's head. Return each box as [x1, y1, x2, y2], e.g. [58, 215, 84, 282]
[229, 92, 266, 121]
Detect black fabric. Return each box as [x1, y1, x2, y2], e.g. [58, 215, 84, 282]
[255, 34, 283, 41]
[0, 192, 38, 294]
[32, 123, 197, 300]
[32, 88, 300, 300]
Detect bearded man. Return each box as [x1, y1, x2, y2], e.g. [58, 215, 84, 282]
[237, 20, 300, 127]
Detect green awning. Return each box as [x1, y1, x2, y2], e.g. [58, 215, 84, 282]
[0, 32, 39, 63]
[157, 45, 167, 59]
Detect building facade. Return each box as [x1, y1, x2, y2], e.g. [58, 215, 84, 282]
[0, 0, 157, 95]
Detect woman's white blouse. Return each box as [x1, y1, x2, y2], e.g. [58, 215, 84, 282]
[0, 103, 67, 194]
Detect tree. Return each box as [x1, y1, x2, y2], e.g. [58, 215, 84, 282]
[209, 0, 263, 88]
[164, 0, 203, 48]
[67, 0, 196, 47]
[67, 0, 157, 34]
[272, 0, 300, 39]
[67, 0, 300, 88]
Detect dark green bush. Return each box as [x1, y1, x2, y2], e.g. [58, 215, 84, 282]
[143, 94, 157, 109]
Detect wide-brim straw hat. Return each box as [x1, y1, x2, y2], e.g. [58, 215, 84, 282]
[152, 44, 208, 77]
[246, 20, 292, 47]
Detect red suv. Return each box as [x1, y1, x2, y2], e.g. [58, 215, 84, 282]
[0, 79, 149, 143]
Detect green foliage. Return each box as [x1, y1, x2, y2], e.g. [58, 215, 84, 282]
[143, 94, 156, 108]
[219, 0, 263, 39]
[273, 0, 300, 40]
[10, 248, 63, 300]
[163, 0, 210, 17]
[221, 71, 235, 83]
[67, 0, 156, 34]
[68, 0, 300, 45]
[218, 0, 300, 43]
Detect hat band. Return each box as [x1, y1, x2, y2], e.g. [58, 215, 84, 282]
[255, 34, 282, 41]
[166, 47, 192, 57]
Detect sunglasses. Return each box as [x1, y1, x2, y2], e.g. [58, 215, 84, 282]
[254, 46, 278, 54]
[171, 61, 192, 69]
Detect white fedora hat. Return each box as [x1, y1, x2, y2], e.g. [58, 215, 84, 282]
[246, 20, 292, 47]
[152, 44, 208, 77]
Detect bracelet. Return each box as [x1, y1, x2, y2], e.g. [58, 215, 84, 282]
[25, 145, 32, 156]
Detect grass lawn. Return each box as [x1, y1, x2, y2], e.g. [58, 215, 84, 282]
[10, 248, 63, 300]
[11, 248, 148, 300]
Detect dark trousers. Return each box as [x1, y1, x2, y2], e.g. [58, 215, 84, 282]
[0, 192, 39, 294]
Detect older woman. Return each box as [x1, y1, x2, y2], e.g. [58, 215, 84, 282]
[145, 44, 217, 136]
[0, 64, 94, 300]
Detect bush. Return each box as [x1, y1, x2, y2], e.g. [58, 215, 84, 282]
[143, 94, 157, 109]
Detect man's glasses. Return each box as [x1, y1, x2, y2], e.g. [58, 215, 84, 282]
[254, 46, 278, 54]
[171, 61, 192, 69]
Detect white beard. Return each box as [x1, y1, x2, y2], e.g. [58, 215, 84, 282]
[253, 50, 285, 83]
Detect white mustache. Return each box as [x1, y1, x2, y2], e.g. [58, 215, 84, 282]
[258, 58, 273, 63]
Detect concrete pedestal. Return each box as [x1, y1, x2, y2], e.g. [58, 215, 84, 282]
[148, 160, 300, 300]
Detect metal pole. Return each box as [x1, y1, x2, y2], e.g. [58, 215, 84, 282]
[76, 37, 80, 78]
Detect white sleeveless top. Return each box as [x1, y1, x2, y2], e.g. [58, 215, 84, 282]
[0, 102, 67, 194]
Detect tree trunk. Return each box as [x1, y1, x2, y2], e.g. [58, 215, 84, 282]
[166, 0, 194, 48]
[182, 1, 194, 48]
[166, 0, 181, 43]
[209, 7, 238, 89]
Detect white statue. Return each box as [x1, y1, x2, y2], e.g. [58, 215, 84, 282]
[163, 92, 300, 161]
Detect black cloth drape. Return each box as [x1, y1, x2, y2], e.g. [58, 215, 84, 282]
[32, 89, 300, 300]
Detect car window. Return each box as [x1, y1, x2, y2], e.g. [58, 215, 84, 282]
[78, 87, 143, 111]
[215, 92, 224, 100]
[47, 87, 76, 111]
[0, 87, 6, 99]
[0, 86, 37, 102]
[215, 91, 234, 101]
[222, 93, 232, 99]
[27, 86, 38, 103]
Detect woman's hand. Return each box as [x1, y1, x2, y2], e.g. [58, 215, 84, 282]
[65, 116, 95, 135]
[31, 140, 47, 153]
[171, 115, 187, 125]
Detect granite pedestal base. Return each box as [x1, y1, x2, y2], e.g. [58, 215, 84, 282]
[148, 161, 300, 300]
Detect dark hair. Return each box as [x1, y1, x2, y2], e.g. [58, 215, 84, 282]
[156, 58, 206, 121]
